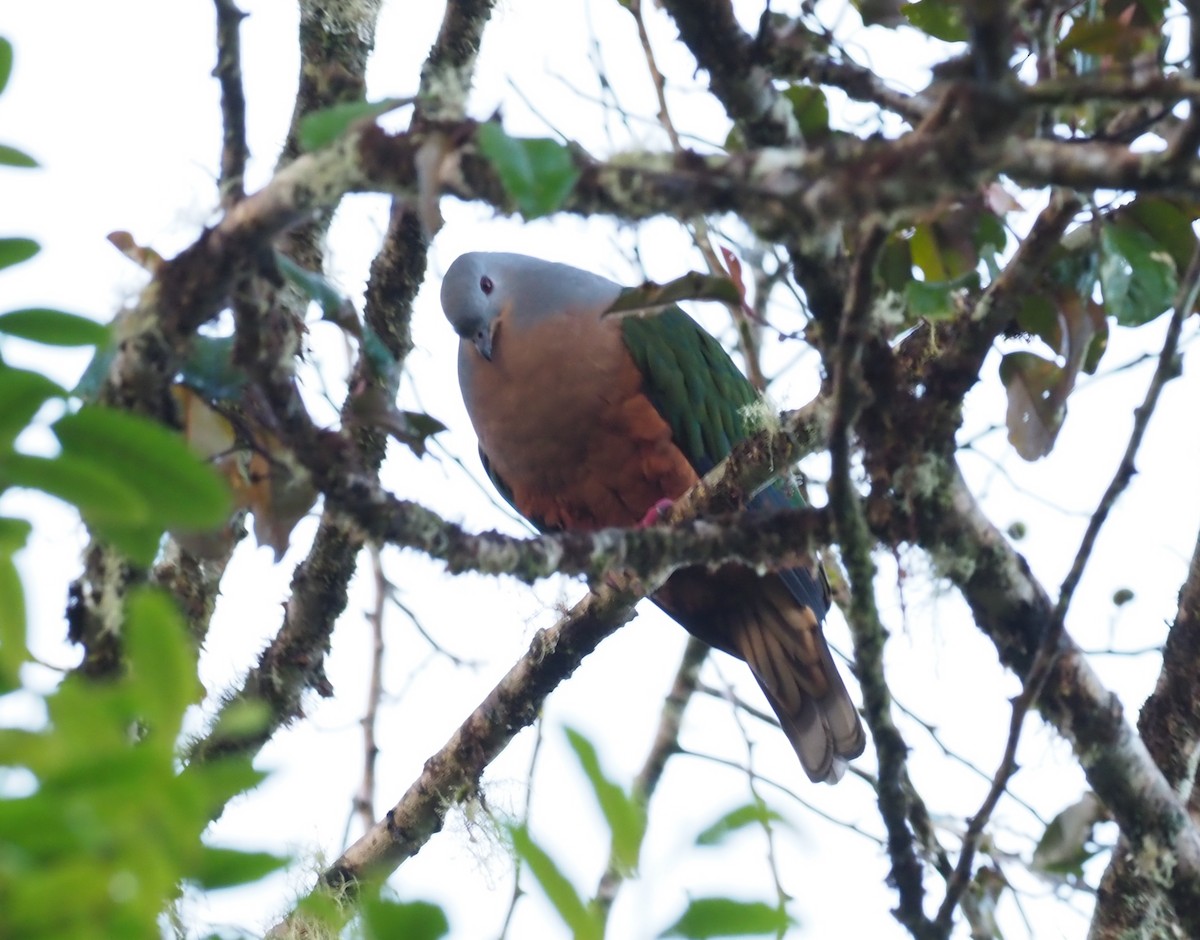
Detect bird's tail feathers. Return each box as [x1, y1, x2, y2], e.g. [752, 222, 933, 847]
[733, 591, 866, 784]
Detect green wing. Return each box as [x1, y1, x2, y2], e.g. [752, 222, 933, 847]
[620, 307, 758, 473]
[621, 307, 827, 618]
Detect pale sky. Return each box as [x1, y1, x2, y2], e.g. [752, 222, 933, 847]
[2, 3, 1198, 938]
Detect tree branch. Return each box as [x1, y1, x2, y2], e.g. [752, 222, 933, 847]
[901, 462, 1200, 937]
[829, 224, 935, 938]
[212, 0, 248, 208]
[1090, 527, 1200, 938]
[186, 0, 496, 771]
[658, 0, 798, 145]
[268, 576, 660, 937]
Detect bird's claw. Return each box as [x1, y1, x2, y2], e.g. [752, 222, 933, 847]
[638, 498, 675, 528]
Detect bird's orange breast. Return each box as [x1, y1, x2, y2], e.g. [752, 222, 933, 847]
[461, 308, 698, 531]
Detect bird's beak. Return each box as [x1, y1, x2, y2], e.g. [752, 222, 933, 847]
[474, 318, 498, 362]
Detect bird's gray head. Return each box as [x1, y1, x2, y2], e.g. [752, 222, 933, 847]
[440, 252, 622, 362]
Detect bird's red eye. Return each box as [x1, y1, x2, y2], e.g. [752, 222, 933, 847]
[480, 275, 494, 295]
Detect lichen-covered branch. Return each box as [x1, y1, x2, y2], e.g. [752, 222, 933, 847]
[1090, 528, 1200, 938]
[828, 224, 935, 938]
[927, 191, 1081, 403]
[658, 0, 799, 145]
[759, 22, 930, 125]
[1082, 248, 1200, 938]
[901, 463, 1200, 937]
[187, 0, 495, 770]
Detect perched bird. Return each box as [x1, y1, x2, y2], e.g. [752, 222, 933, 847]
[440, 252, 865, 782]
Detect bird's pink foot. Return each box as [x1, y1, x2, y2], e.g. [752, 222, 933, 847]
[638, 498, 675, 527]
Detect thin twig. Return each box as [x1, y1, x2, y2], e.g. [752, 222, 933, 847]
[497, 719, 543, 940]
[677, 748, 886, 846]
[267, 574, 657, 937]
[890, 694, 1047, 825]
[936, 245, 1200, 930]
[387, 586, 481, 668]
[212, 0, 248, 208]
[1054, 250, 1200, 628]
[594, 637, 708, 917]
[711, 659, 790, 915]
[353, 546, 388, 835]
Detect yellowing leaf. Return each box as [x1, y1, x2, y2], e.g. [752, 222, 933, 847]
[1000, 292, 1106, 460]
[172, 385, 238, 461]
[910, 223, 947, 282]
[235, 446, 318, 561]
[1000, 352, 1066, 461]
[107, 231, 164, 274]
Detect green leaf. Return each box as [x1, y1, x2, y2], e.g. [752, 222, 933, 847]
[876, 234, 913, 292]
[962, 867, 1008, 939]
[660, 898, 794, 938]
[204, 698, 272, 744]
[0, 514, 31, 553]
[974, 210, 1008, 257]
[1081, 311, 1109, 375]
[0, 236, 39, 272]
[186, 755, 269, 810]
[72, 342, 118, 400]
[1032, 792, 1104, 877]
[509, 824, 602, 940]
[179, 335, 247, 401]
[293, 891, 345, 936]
[0, 143, 37, 168]
[476, 123, 580, 219]
[0, 575, 280, 940]
[854, 0, 907, 27]
[0, 308, 109, 346]
[53, 406, 231, 530]
[0, 363, 65, 452]
[124, 589, 200, 731]
[905, 278, 955, 319]
[1099, 222, 1178, 326]
[361, 323, 397, 378]
[1059, 17, 1156, 60]
[781, 85, 829, 141]
[1015, 293, 1058, 347]
[0, 37, 12, 96]
[695, 801, 788, 846]
[380, 408, 447, 456]
[275, 252, 358, 331]
[110, 524, 171, 565]
[0, 517, 30, 693]
[361, 897, 450, 940]
[0, 555, 23, 692]
[298, 97, 407, 152]
[1123, 198, 1199, 281]
[0, 452, 150, 525]
[191, 847, 287, 890]
[565, 727, 646, 873]
[901, 1, 967, 41]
